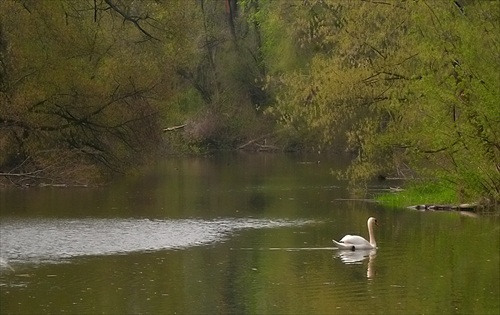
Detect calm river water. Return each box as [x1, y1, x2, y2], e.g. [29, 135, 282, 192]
[0, 153, 499, 314]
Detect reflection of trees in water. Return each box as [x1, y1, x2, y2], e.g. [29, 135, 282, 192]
[249, 193, 267, 213]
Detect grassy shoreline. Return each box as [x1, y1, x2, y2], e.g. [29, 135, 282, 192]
[375, 181, 460, 209]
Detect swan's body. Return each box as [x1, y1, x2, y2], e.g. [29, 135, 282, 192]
[333, 217, 378, 250]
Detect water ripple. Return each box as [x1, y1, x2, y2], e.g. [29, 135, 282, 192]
[0, 217, 314, 265]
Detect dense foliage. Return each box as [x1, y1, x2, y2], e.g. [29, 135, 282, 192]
[0, 0, 498, 204]
[262, 0, 499, 204]
[0, 0, 195, 184]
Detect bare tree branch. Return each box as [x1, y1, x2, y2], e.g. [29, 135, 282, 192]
[103, 0, 160, 41]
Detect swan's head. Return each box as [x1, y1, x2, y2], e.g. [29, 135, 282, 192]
[368, 217, 378, 227]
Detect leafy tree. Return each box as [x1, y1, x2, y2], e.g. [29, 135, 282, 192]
[173, 0, 275, 151]
[1, 0, 497, 205]
[265, 0, 499, 202]
[0, 0, 193, 185]
[389, 0, 500, 202]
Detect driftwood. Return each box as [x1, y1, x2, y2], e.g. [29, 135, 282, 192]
[0, 171, 48, 180]
[0, 172, 89, 188]
[237, 132, 274, 150]
[238, 132, 281, 151]
[163, 124, 187, 132]
[254, 143, 281, 151]
[37, 183, 88, 188]
[407, 203, 479, 212]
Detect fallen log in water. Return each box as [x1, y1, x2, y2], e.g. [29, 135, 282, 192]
[407, 203, 479, 212]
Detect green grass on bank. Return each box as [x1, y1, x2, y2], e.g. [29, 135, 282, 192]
[376, 181, 458, 209]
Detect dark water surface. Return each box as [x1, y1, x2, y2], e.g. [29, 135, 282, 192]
[1, 154, 499, 314]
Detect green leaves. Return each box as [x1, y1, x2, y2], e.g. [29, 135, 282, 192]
[266, 0, 499, 202]
[0, 0, 498, 201]
[0, 0, 196, 185]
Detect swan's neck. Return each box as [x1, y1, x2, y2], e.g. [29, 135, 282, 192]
[368, 221, 376, 247]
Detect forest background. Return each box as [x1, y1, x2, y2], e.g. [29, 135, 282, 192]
[0, 0, 498, 206]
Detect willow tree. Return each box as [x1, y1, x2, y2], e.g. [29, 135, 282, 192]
[0, 0, 197, 185]
[391, 1, 500, 202]
[266, 0, 499, 202]
[266, 1, 415, 154]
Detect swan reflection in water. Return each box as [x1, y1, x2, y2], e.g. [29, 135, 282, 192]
[334, 249, 376, 279]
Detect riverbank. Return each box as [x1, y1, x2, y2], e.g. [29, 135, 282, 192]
[375, 181, 499, 214]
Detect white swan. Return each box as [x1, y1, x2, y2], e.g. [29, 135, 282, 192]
[333, 217, 378, 250]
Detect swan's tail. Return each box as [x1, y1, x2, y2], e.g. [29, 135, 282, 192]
[332, 240, 355, 250]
